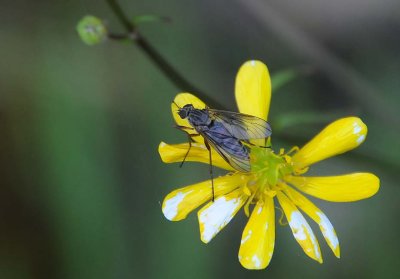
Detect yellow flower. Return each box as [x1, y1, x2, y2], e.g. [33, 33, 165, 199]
[159, 60, 380, 269]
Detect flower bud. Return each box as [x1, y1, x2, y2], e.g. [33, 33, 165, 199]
[76, 15, 107, 45]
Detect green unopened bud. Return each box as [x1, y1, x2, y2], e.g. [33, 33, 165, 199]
[76, 15, 107, 45]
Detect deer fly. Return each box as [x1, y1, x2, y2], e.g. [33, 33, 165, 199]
[174, 103, 272, 201]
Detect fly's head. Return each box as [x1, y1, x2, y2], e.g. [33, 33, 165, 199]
[177, 104, 194, 119]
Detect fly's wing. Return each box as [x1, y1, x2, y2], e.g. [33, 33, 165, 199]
[201, 128, 250, 172]
[208, 109, 272, 140]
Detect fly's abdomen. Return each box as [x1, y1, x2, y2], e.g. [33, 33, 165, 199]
[221, 137, 249, 159]
[207, 123, 249, 159]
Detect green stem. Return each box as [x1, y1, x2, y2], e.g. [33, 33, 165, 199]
[105, 0, 219, 107]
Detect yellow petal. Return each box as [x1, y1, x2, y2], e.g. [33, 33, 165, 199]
[171, 93, 206, 143]
[162, 174, 244, 221]
[285, 173, 380, 202]
[235, 60, 271, 121]
[198, 188, 246, 243]
[277, 192, 323, 263]
[158, 142, 234, 171]
[291, 117, 368, 169]
[282, 185, 340, 258]
[239, 197, 275, 269]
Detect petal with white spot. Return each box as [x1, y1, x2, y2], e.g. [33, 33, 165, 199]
[292, 117, 368, 169]
[198, 189, 246, 243]
[239, 197, 275, 269]
[162, 174, 245, 221]
[277, 192, 322, 263]
[282, 185, 340, 257]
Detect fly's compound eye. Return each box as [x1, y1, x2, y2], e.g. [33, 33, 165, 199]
[178, 104, 193, 119]
[178, 109, 188, 119]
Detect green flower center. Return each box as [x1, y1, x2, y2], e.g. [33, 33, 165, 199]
[240, 146, 297, 216]
[246, 147, 295, 197]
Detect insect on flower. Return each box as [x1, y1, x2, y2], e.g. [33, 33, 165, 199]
[160, 61, 380, 270]
[174, 103, 272, 200]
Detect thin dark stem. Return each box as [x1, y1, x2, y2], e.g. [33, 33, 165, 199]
[105, 0, 221, 107]
[135, 36, 205, 96]
[108, 33, 130, 40]
[106, 0, 134, 31]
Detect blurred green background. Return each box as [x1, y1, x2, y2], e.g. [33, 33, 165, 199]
[1, 0, 399, 278]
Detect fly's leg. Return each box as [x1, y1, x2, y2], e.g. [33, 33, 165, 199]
[243, 138, 272, 149]
[204, 140, 215, 202]
[174, 125, 199, 168]
[180, 135, 192, 168]
[180, 133, 200, 168]
[174, 125, 194, 131]
[264, 137, 272, 149]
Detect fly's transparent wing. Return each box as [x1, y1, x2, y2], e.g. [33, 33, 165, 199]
[201, 129, 250, 172]
[208, 109, 272, 140]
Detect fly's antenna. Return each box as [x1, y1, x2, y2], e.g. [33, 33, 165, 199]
[172, 100, 181, 109]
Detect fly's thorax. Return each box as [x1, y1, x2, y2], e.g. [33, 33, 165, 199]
[188, 109, 212, 127]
